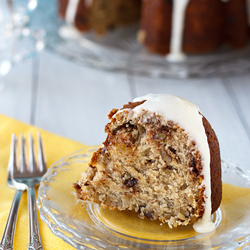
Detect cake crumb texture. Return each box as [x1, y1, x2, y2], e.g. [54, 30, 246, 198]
[75, 100, 221, 228]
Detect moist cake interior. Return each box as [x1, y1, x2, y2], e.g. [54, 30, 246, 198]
[76, 109, 205, 228]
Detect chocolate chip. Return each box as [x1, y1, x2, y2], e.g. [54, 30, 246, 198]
[190, 157, 199, 176]
[144, 211, 153, 219]
[123, 177, 138, 188]
[73, 183, 81, 190]
[138, 206, 153, 220]
[190, 157, 196, 168]
[169, 147, 176, 154]
[112, 123, 137, 135]
[166, 165, 174, 170]
[89, 164, 96, 169]
[164, 165, 176, 171]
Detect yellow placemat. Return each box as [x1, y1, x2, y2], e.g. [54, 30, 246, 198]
[0, 114, 88, 250]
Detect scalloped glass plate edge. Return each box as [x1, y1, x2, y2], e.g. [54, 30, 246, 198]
[37, 147, 250, 250]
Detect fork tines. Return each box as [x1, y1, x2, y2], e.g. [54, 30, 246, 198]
[13, 133, 47, 179]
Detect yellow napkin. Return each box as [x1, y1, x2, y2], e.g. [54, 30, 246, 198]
[0, 114, 88, 250]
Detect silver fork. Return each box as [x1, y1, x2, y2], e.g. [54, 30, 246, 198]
[1, 133, 47, 250]
[16, 133, 46, 250]
[0, 134, 26, 250]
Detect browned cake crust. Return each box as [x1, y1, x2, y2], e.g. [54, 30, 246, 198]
[202, 117, 222, 214]
[224, 0, 249, 48]
[75, 100, 222, 228]
[139, 0, 172, 55]
[182, 0, 225, 54]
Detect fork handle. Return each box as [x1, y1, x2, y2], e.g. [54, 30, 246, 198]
[0, 189, 23, 250]
[27, 186, 43, 250]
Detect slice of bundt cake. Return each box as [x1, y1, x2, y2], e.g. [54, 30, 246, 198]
[75, 94, 222, 233]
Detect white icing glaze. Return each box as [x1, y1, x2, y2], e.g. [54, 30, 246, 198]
[166, 0, 190, 62]
[125, 94, 214, 233]
[65, 0, 80, 25]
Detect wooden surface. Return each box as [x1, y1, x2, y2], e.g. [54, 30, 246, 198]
[0, 50, 250, 170]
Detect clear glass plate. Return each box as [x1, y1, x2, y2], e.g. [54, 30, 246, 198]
[37, 147, 250, 250]
[45, 18, 250, 78]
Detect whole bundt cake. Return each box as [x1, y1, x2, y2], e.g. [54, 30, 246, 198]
[58, 0, 249, 61]
[74, 94, 222, 233]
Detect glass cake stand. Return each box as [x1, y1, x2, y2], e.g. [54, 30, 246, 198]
[37, 147, 250, 250]
[45, 20, 250, 78]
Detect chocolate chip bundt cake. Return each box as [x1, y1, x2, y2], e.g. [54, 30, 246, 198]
[75, 94, 222, 233]
[58, 0, 249, 61]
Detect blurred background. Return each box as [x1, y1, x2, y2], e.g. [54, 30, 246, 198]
[0, 0, 250, 170]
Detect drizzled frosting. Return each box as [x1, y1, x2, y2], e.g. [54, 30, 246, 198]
[166, 0, 190, 62]
[130, 94, 215, 233]
[65, 0, 80, 25]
